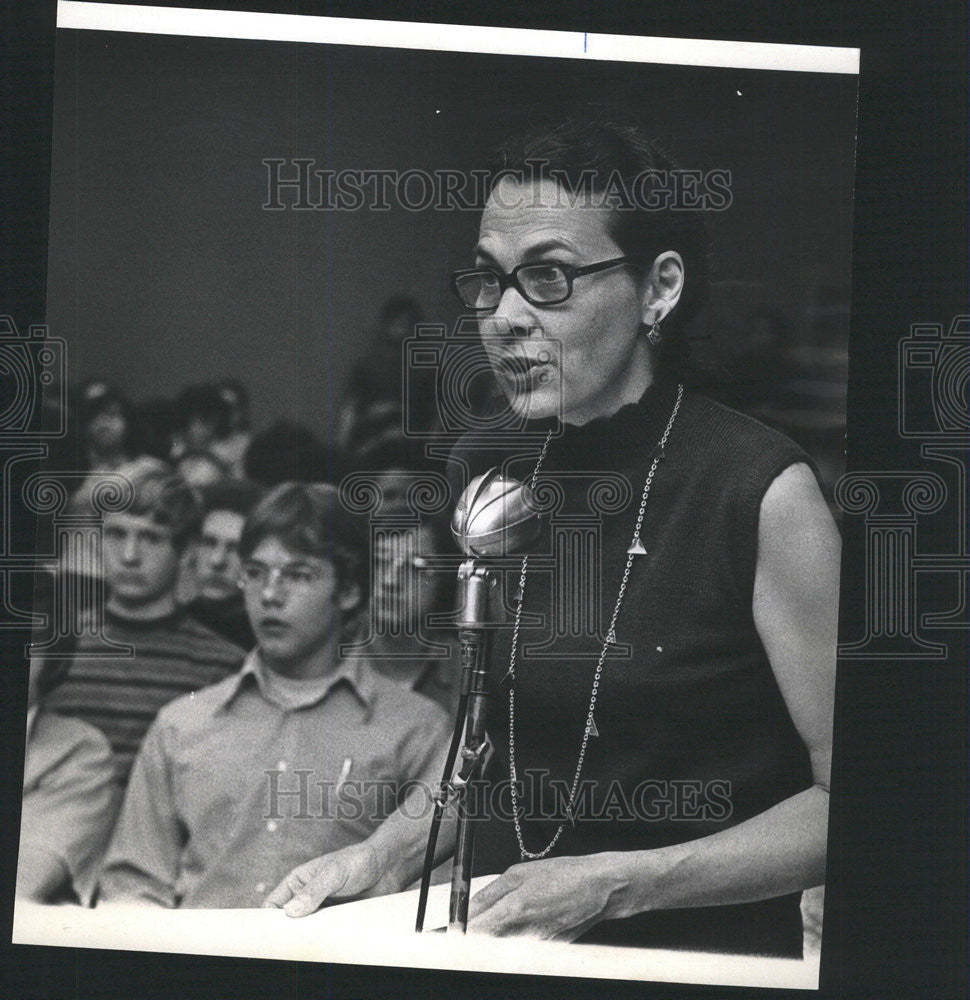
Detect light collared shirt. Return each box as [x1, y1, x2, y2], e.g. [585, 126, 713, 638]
[21, 707, 118, 905]
[367, 650, 461, 719]
[98, 651, 451, 908]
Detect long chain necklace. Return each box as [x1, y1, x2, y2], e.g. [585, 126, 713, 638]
[507, 383, 684, 860]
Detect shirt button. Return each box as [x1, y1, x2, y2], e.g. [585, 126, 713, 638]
[277, 761, 287, 771]
[255, 882, 266, 894]
[266, 820, 278, 832]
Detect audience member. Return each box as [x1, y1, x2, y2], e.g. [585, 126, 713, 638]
[98, 483, 450, 908]
[76, 379, 134, 474]
[358, 498, 459, 717]
[130, 397, 179, 463]
[176, 449, 230, 489]
[171, 383, 234, 461]
[335, 295, 435, 466]
[46, 464, 245, 786]
[184, 479, 263, 651]
[341, 439, 461, 716]
[244, 419, 335, 486]
[210, 379, 253, 479]
[18, 581, 119, 905]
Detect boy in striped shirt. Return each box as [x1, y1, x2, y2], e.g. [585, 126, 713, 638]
[47, 465, 244, 786]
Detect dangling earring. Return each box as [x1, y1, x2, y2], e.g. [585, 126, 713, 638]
[646, 321, 663, 346]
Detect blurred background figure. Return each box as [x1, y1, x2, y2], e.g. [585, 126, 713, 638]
[183, 478, 264, 650]
[340, 439, 461, 717]
[130, 396, 179, 464]
[335, 295, 436, 469]
[210, 379, 253, 480]
[710, 305, 796, 414]
[703, 282, 849, 511]
[18, 577, 119, 905]
[243, 419, 336, 487]
[76, 379, 135, 474]
[176, 449, 230, 489]
[171, 383, 234, 462]
[363, 498, 458, 717]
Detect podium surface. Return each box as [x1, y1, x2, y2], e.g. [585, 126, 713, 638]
[13, 877, 819, 990]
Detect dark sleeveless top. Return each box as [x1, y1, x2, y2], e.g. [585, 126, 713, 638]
[449, 380, 816, 957]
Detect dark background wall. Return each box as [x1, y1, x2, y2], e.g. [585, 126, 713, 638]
[47, 28, 856, 462]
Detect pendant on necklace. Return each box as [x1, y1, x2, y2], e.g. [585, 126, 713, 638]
[589, 715, 599, 737]
[627, 538, 647, 556]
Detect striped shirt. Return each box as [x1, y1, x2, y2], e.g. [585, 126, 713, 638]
[46, 609, 245, 786]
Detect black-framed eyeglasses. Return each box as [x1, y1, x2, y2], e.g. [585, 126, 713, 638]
[450, 256, 636, 311]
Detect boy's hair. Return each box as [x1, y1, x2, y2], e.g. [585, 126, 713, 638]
[243, 420, 334, 486]
[121, 463, 204, 551]
[239, 483, 368, 611]
[199, 479, 264, 519]
[175, 383, 234, 437]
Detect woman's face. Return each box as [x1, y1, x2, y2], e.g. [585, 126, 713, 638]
[86, 401, 127, 452]
[475, 177, 654, 426]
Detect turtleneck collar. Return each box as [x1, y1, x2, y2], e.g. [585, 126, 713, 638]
[452, 379, 686, 487]
[525, 378, 682, 468]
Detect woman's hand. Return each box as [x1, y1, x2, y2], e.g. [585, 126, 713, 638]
[466, 854, 625, 941]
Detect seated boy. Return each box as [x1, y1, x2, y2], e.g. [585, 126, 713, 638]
[18, 588, 118, 905]
[98, 483, 451, 908]
[46, 464, 245, 786]
[184, 479, 263, 651]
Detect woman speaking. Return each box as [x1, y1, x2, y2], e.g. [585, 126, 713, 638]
[266, 116, 839, 958]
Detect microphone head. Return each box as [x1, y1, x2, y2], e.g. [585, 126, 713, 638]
[451, 468, 542, 557]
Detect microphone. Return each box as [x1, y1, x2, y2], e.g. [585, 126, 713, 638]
[444, 469, 543, 932]
[451, 468, 543, 558]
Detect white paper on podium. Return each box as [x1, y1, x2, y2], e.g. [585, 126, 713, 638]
[13, 876, 819, 990]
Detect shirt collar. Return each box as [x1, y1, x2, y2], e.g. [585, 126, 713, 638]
[218, 649, 378, 718]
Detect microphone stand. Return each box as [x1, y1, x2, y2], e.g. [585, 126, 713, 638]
[414, 466, 540, 934]
[413, 557, 498, 935]
[447, 558, 496, 933]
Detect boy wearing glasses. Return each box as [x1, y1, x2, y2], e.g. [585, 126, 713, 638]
[98, 483, 450, 908]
